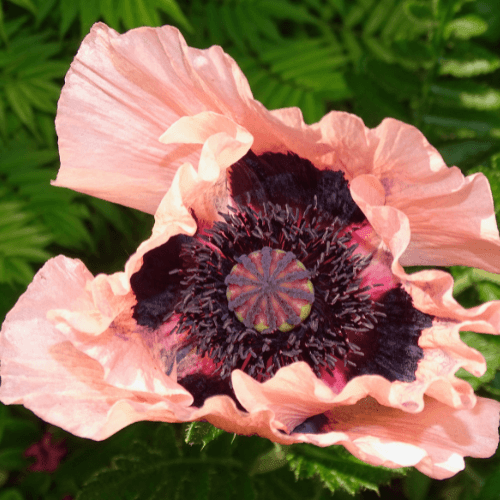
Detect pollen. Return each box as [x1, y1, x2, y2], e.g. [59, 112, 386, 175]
[225, 247, 314, 333]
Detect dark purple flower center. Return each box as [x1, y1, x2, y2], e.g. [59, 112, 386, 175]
[131, 151, 433, 408]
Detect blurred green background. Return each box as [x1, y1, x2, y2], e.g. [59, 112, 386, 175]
[1, 0, 500, 498]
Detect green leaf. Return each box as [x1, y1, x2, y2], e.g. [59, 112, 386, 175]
[362, 35, 395, 63]
[135, 0, 160, 27]
[392, 40, 434, 67]
[100, 0, 120, 30]
[79, 0, 100, 35]
[444, 14, 489, 40]
[76, 430, 246, 500]
[59, 0, 78, 36]
[403, 469, 432, 500]
[155, 0, 193, 33]
[301, 91, 325, 124]
[423, 107, 500, 135]
[184, 422, 225, 449]
[0, 148, 57, 172]
[440, 41, 500, 77]
[341, 28, 363, 64]
[478, 282, 500, 302]
[5, 0, 37, 15]
[456, 331, 500, 390]
[249, 445, 287, 475]
[346, 71, 410, 125]
[363, 0, 396, 35]
[0, 448, 27, 471]
[0, 489, 25, 500]
[284, 444, 406, 495]
[35, 0, 57, 24]
[480, 468, 500, 500]
[381, 1, 408, 41]
[221, 4, 247, 53]
[345, 0, 375, 28]
[404, 1, 435, 23]
[4, 82, 36, 133]
[430, 82, 500, 110]
[257, 0, 319, 24]
[366, 59, 421, 98]
[0, 404, 7, 444]
[245, 6, 282, 43]
[437, 140, 500, 169]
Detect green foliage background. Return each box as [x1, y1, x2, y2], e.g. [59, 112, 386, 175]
[1, 0, 500, 498]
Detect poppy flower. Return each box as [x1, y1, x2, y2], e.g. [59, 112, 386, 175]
[2, 23, 500, 480]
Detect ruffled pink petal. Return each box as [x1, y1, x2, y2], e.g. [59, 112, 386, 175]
[0, 256, 194, 439]
[54, 23, 325, 214]
[312, 111, 376, 176]
[230, 363, 499, 479]
[349, 179, 500, 406]
[346, 118, 500, 272]
[298, 396, 500, 480]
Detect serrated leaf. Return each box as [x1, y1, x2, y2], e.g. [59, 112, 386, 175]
[77, 440, 244, 500]
[444, 14, 488, 40]
[285, 444, 405, 495]
[185, 422, 225, 449]
[456, 331, 500, 390]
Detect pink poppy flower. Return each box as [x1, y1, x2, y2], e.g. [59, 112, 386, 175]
[2, 23, 500, 480]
